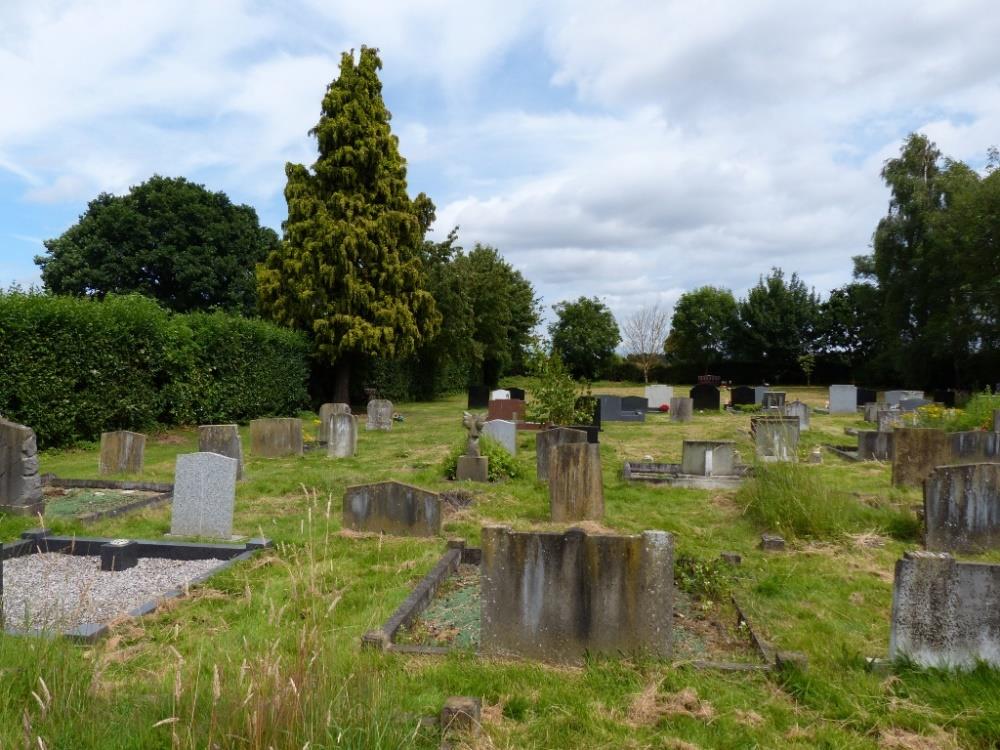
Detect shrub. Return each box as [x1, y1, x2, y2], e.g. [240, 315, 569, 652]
[525, 350, 593, 425]
[442, 437, 523, 482]
[916, 391, 1000, 432]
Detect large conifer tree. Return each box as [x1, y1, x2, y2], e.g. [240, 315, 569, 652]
[257, 47, 439, 400]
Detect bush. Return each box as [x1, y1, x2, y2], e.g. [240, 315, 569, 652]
[525, 350, 593, 425]
[0, 291, 309, 447]
[916, 391, 1000, 432]
[737, 462, 917, 540]
[442, 437, 523, 482]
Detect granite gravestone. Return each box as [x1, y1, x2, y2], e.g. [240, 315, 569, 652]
[0, 419, 43, 515]
[535, 427, 588, 481]
[754, 386, 769, 405]
[99, 430, 146, 475]
[198, 424, 244, 479]
[170, 452, 239, 539]
[857, 431, 894, 461]
[828, 385, 858, 414]
[467, 386, 489, 409]
[689, 384, 720, 411]
[366, 399, 393, 431]
[620, 396, 648, 419]
[487, 399, 525, 422]
[327, 414, 358, 458]
[784, 400, 810, 431]
[856, 387, 877, 408]
[645, 384, 673, 410]
[250, 418, 303, 457]
[343, 481, 441, 537]
[670, 397, 693, 422]
[318, 403, 351, 444]
[549, 443, 604, 521]
[482, 419, 517, 456]
[761, 392, 786, 410]
[730, 386, 755, 407]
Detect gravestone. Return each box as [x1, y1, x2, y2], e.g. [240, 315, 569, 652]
[0, 419, 43, 515]
[620, 396, 647, 420]
[327, 414, 358, 458]
[481, 525, 673, 663]
[863, 402, 879, 422]
[680, 440, 736, 476]
[250, 418, 303, 457]
[856, 387, 877, 407]
[889, 551, 1000, 669]
[366, 399, 393, 431]
[878, 409, 904, 432]
[899, 398, 932, 413]
[754, 386, 769, 405]
[99, 430, 145, 475]
[487, 399, 525, 422]
[670, 397, 693, 423]
[467, 386, 489, 409]
[885, 390, 924, 407]
[891, 428, 950, 488]
[751, 416, 800, 462]
[595, 395, 644, 423]
[318, 403, 351, 444]
[549, 443, 604, 521]
[857, 430, 894, 461]
[645, 385, 673, 410]
[457, 412, 489, 482]
[535, 427, 588, 481]
[482, 419, 516, 456]
[507, 387, 526, 401]
[995, 409, 1000, 433]
[924, 463, 1000, 552]
[343, 480, 441, 537]
[566, 424, 600, 444]
[198, 424, 244, 479]
[784, 400, 810, 431]
[490, 389, 511, 401]
[730, 385, 755, 406]
[689, 384, 720, 411]
[170, 452, 239, 539]
[949, 430, 1000, 462]
[828, 385, 857, 414]
[761, 392, 786, 410]
[697, 374, 721, 385]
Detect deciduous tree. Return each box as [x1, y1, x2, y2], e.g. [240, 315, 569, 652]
[550, 296, 620, 380]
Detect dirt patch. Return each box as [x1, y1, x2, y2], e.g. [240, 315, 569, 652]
[879, 727, 960, 750]
[441, 489, 477, 510]
[627, 684, 715, 726]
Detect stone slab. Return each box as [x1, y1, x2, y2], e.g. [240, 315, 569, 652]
[170, 452, 239, 539]
[924, 463, 1000, 552]
[535, 427, 589, 482]
[689, 384, 720, 411]
[644, 385, 673, 410]
[891, 428, 950, 488]
[670, 397, 693, 423]
[198, 424, 244, 479]
[249, 418, 303, 458]
[456, 455, 489, 482]
[857, 430, 894, 461]
[0, 419, 43, 515]
[761, 392, 786, 409]
[680, 440, 736, 476]
[366, 399, 393, 431]
[99, 431, 145, 475]
[549, 443, 604, 521]
[487, 399, 525, 422]
[751, 416, 800, 462]
[318, 403, 351, 444]
[828, 385, 857, 414]
[327, 414, 358, 458]
[482, 419, 517, 456]
[343, 481, 441, 537]
[730, 385, 755, 406]
[784, 400, 810, 431]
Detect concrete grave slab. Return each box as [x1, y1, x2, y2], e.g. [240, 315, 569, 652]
[343, 480, 441, 537]
[318, 403, 351, 444]
[670, 397, 693, 422]
[548, 443, 604, 521]
[327, 413, 358, 458]
[924, 463, 1000, 552]
[680, 440, 736, 476]
[366, 399, 393, 431]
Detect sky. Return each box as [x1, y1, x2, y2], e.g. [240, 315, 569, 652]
[2, 0, 999, 327]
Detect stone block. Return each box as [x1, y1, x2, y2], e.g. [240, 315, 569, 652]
[99, 430, 145, 475]
[669, 397, 693, 423]
[487, 399, 525, 422]
[440, 696, 481, 737]
[689, 384, 720, 411]
[761, 392, 786, 409]
[751, 416, 800, 462]
[198, 424, 244, 479]
[863, 402, 879, 423]
[342, 480, 441, 537]
[482, 419, 516, 456]
[784, 400, 810, 431]
[366, 399, 393, 431]
[828, 385, 857, 414]
[730, 385, 755, 406]
[645, 384, 673, 410]
[885, 390, 924, 407]
[754, 386, 769, 405]
[892, 428, 950, 488]
[759, 533, 786, 551]
[480, 525, 674, 663]
[549, 443, 604, 521]
[170, 452, 239, 538]
[924, 463, 1000, 552]
[878, 409, 904, 432]
[317, 403, 351, 444]
[857, 430, 894, 461]
[327, 414, 358, 458]
[620, 396, 648, 417]
[0, 419, 43, 515]
[535, 427, 587, 481]
[100, 539, 138, 571]
[467, 386, 489, 409]
[889, 551, 1000, 669]
[596, 395, 644, 422]
[680, 440, 736, 476]
[249, 418, 303, 457]
[456, 455, 489, 482]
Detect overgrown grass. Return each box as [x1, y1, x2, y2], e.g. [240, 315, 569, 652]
[917, 390, 1000, 431]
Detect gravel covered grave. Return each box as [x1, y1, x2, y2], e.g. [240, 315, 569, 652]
[2, 552, 223, 631]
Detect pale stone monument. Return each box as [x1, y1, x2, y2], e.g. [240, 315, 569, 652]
[170, 452, 239, 539]
[327, 413, 358, 458]
[644, 384, 673, 411]
[366, 399, 393, 431]
[669, 397, 693, 423]
[482, 419, 516, 456]
[456, 412, 488, 482]
[249, 418, 303, 457]
[99, 430, 146, 475]
[318, 403, 351, 444]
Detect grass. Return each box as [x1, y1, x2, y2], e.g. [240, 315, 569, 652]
[1, 385, 998, 748]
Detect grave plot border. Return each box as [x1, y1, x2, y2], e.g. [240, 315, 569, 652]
[41, 475, 174, 523]
[822, 445, 862, 462]
[2, 529, 271, 642]
[622, 461, 751, 490]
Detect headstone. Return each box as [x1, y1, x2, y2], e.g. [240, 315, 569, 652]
[889, 551, 1000, 669]
[487, 399, 525, 422]
[100, 539, 138, 571]
[457, 412, 489, 482]
[0, 419, 43, 515]
[995, 409, 1000, 433]
[198, 424, 244, 479]
[343, 480, 441, 537]
[645, 385, 673, 410]
[689, 384, 720, 411]
[566, 424, 601, 444]
[863, 402, 879, 423]
[891, 428, 950, 488]
[595, 395, 644, 422]
[670, 397, 693, 423]
[99, 430, 145, 475]
[490, 389, 511, 401]
[480, 525, 673, 663]
[759, 534, 786, 551]
[327, 414, 358, 458]
[784, 400, 810, 431]
[828, 385, 857, 414]
[482, 419, 516, 456]
[885, 390, 924, 407]
[878, 409, 903, 433]
[250, 418, 303, 457]
[170, 452, 239, 539]
[318, 403, 351, 444]
[754, 386, 769, 405]
[924, 463, 1000, 552]
[549, 443, 604, 521]
[761, 392, 786, 410]
[697, 374, 721, 385]
[856, 387, 877, 407]
[507, 387, 526, 401]
[751, 416, 800, 462]
[366, 399, 393, 431]
[680, 440, 736, 476]
[730, 386, 755, 406]
[620, 396, 649, 416]
[535, 427, 588, 481]
[467, 386, 489, 409]
[948, 430, 1000, 462]
[857, 431, 894, 461]
[899, 398, 932, 413]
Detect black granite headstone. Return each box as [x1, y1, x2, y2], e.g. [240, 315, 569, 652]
[468, 386, 489, 409]
[730, 385, 755, 406]
[507, 387, 526, 401]
[689, 384, 720, 411]
[856, 388, 877, 407]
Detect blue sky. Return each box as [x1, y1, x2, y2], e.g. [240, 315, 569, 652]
[2, 0, 999, 326]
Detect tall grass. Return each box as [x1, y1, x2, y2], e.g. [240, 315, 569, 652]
[917, 390, 1000, 432]
[737, 462, 918, 540]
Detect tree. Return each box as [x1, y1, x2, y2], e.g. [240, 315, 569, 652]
[621, 303, 669, 383]
[35, 175, 279, 314]
[664, 286, 738, 371]
[797, 353, 815, 385]
[257, 47, 439, 401]
[815, 282, 882, 375]
[549, 296, 620, 380]
[731, 268, 820, 380]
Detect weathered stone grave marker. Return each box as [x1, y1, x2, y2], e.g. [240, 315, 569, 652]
[680, 440, 736, 476]
[249, 418, 303, 457]
[99, 430, 145, 475]
[924, 463, 1000, 552]
[318, 403, 351, 444]
[170, 452, 239, 539]
[198, 424, 244, 479]
[751, 416, 800, 462]
[784, 400, 810, 431]
[342, 480, 441, 537]
[327, 413, 358, 458]
[891, 428, 950, 488]
[535, 427, 587, 481]
[549, 443, 604, 521]
[761, 391, 786, 410]
[366, 399, 393, 431]
[670, 397, 693, 422]
[482, 419, 516, 456]
[857, 430, 894, 461]
[0, 419, 43, 515]
[828, 385, 857, 414]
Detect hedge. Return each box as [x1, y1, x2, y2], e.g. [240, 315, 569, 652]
[0, 292, 309, 448]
